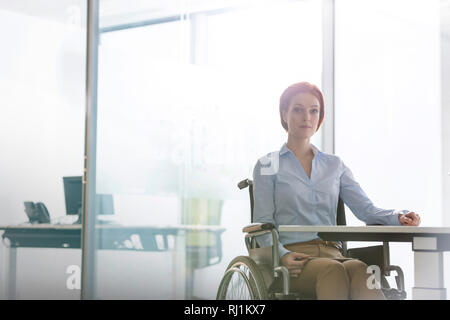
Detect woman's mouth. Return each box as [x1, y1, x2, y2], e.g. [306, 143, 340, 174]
[300, 125, 312, 128]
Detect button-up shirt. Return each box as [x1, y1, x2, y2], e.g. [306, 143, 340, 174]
[252, 142, 407, 259]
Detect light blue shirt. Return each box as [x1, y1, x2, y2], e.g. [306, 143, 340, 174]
[252, 142, 407, 259]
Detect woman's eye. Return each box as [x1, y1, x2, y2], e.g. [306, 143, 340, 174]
[311, 109, 319, 113]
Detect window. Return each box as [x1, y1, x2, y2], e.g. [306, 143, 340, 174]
[335, 0, 448, 298]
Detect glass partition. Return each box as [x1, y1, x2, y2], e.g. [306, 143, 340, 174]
[88, 0, 324, 299]
[0, 0, 86, 299]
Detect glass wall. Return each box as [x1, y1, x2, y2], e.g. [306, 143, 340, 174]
[89, 0, 323, 299]
[0, 0, 86, 299]
[335, 0, 450, 299]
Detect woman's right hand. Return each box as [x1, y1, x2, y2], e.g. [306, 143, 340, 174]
[280, 252, 311, 276]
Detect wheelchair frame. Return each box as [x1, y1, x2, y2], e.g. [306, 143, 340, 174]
[216, 179, 406, 300]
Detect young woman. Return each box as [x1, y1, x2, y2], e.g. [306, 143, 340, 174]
[252, 82, 420, 300]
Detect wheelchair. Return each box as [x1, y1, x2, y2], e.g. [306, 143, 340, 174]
[216, 179, 407, 300]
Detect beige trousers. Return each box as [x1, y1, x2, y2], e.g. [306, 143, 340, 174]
[285, 242, 386, 300]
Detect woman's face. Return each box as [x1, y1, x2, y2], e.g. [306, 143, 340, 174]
[282, 92, 320, 139]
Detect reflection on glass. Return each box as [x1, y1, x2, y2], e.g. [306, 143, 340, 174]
[94, 0, 322, 299]
[0, 0, 86, 299]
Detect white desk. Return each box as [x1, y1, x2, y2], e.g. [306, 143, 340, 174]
[279, 225, 450, 300]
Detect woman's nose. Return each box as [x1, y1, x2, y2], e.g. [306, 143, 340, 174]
[303, 111, 311, 120]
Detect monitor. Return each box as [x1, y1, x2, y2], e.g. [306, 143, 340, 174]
[63, 176, 82, 215]
[96, 194, 114, 215]
[63, 176, 114, 215]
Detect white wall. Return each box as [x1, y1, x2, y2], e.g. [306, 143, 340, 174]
[441, 0, 450, 300]
[441, 0, 450, 228]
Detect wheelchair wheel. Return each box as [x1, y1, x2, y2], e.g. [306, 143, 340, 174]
[216, 256, 269, 300]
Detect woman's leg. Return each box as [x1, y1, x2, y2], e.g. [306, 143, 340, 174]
[342, 259, 386, 300]
[290, 258, 350, 300]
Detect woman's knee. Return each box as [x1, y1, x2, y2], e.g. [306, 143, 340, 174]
[319, 259, 348, 278]
[315, 260, 350, 299]
[300, 258, 349, 285]
[343, 259, 370, 277]
[342, 259, 386, 300]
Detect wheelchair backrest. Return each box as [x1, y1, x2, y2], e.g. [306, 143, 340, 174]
[238, 178, 347, 226]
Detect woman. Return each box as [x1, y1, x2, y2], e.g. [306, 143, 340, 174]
[252, 82, 421, 300]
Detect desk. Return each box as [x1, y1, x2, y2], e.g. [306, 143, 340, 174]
[0, 224, 225, 299]
[279, 225, 450, 300]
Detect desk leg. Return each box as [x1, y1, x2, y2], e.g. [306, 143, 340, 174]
[173, 231, 186, 299]
[412, 251, 446, 300]
[7, 247, 17, 300]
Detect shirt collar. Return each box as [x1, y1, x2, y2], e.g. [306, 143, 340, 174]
[279, 142, 320, 157]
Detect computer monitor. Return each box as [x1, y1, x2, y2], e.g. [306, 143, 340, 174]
[96, 194, 114, 215]
[63, 176, 83, 215]
[63, 176, 114, 216]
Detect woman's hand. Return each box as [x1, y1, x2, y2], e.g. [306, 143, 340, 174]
[398, 211, 421, 226]
[280, 252, 311, 276]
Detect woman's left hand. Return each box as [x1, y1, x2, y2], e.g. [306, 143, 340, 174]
[398, 211, 421, 226]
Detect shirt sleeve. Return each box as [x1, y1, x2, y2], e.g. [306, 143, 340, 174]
[339, 160, 406, 226]
[252, 158, 291, 259]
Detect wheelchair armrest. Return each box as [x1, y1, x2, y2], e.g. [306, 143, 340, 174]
[242, 223, 275, 234]
[347, 245, 407, 299]
[383, 265, 406, 293]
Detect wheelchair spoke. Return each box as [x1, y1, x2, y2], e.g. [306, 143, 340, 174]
[217, 256, 268, 300]
[226, 265, 253, 299]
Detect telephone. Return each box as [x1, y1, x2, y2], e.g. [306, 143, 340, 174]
[24, 201, 51, 224]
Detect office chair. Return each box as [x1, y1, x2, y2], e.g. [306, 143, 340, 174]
[182, 198, 226, 299]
